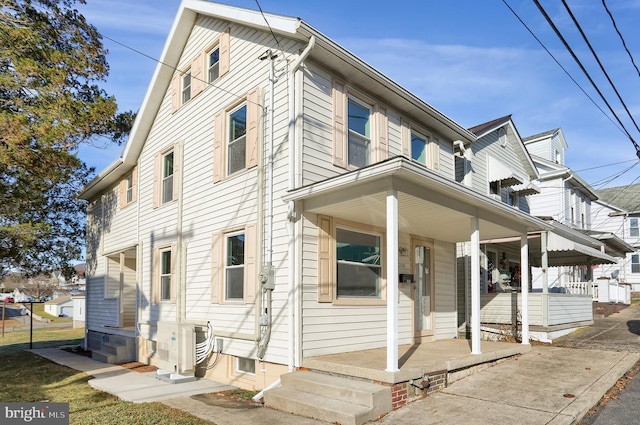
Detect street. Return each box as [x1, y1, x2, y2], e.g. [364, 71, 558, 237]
[554, 304, 640, 424]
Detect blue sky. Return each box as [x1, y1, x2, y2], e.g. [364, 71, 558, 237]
[77, 0, 640, 189]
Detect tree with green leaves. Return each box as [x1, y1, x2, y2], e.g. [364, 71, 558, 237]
[0, 0, 133, 276]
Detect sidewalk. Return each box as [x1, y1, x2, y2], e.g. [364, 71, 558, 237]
[32, 344, 639, 425]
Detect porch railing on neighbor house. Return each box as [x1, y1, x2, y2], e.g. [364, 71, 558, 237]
[593, 279, 631, 304]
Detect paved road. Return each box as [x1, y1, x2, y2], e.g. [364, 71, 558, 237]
[554, 305, 640, 424]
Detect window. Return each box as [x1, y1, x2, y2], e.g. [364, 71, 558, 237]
[208, 47, 220, 82]
[160, 248, 172, 301]
[631, 218, 639, 237]
[411, 131, 428, 165]
[162, 150, 174, 204]
[228, 104, 247, 175]
[119, 166, 137, 208]
[236, 357, 255, 374]
[508, 189, 518, 208]
[125, 174, 134, 204]
[181, 70, 191, 104]
[498, 128, 507, 147]
[224, 231, 245, 301]
[632, 254, 640, 274]
[554, 149, 561, 164]
[489, 181, 500, 196]
[347, 98, 371, 167]
[336, 227, 382, 299]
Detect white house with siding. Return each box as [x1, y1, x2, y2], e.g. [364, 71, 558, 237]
[79, 1, 555, 419]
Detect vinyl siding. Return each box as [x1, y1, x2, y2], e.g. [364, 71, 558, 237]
[434, 241, 457, 339]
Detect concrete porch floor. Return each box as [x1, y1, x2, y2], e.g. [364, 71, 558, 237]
[302, 339, 530, 385]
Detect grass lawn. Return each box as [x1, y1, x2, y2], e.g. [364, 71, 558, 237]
[26, 302, 72, 322]
[0, 328, 216, 425]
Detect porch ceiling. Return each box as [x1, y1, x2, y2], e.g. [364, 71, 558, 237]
[284, 157, 551, 243]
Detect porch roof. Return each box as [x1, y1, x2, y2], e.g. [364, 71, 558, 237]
[283, 156, 551, 243]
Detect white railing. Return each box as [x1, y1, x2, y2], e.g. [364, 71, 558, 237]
[560, 281, 590, 295]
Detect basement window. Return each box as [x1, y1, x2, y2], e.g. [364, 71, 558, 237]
[236, 357, 256, 374]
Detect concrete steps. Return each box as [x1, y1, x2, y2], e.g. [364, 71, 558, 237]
[264, 371, 392, 425]
[92, 334, 136, 364]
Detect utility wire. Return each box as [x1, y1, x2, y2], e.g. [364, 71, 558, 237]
[532, 0, 640, 159]
[561, 0, 640, 137]
[255, 0, 284, 55]
[601, 0, 640, 80]
[502, 1, 625, 142]
[575, 158, 638, 172]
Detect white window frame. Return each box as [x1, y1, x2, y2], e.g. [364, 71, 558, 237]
[630, 218, 639, 238]
[631, 254, 640, 274]
[161, 150, 174, 204]
[236, 357, 256, 375]
[410, 129, 429, 166]
[125, 173, 134, 204]
[208, 45, 220, 83]
[224, 230, 245, 301]
[227, 103, 247, 176]
[159, 248, 172, 302]
[347, 96, 372, 168]
[181, 70, 191, 104]
[336, 225, 383, 299]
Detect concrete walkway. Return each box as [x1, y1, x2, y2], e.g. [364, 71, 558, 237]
[32, 342, 639, 424]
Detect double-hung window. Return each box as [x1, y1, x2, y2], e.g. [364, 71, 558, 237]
[347, 97, 371, 168]
[225, 231, 245, 301]
[162, 150, 174, 204]
[336, 227, 382, 298]
[630, 218, 639, 237]
[125, 174, 134, 204]
[182, 70, 191, 104]
[411, 131, 428, 165]
[208, 47, 220, 82]
[632, 254, 640, 274]
[160, 248, 172, 302]
[228, 104, 247, 175]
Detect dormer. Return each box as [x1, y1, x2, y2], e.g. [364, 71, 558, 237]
[522, 128, 567, 165]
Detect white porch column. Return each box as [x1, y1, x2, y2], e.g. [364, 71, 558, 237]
[470, 216, 481, 355]
[520, 233, 530, 345]
[386, 190, 399, 372]
[541, 231, 549, 328]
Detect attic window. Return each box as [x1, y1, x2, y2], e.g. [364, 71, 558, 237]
[498, 128, 507, 147]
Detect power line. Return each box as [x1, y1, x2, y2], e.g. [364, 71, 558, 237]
[532, 0, 640, 158]
[255, 0, 284, 55]
[561, 0, 640, 137]
[574, 158, 638, 172]
[501, 1, 626, 142]
[601, 0, 640, 80]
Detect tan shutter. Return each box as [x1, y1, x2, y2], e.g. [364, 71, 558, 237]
[377, 104, 388, 161]
[246, 88, 259, 169]
[244, 223, 257, 304]
[213, 112, 224, 182]
[431, 137, 440, 172]
[332, 79, 347, 168]
[171, 75, 180, 113]
[131, 165, 138, 203]
[219, 28, 230, 77]
[317, 215, 334, 302]
[191, 51, 205, 97]
[170, 244, 177, 303]
[211, 233, 221, 303]
[401, 119, 411, 158]
[119, 178, 126, 208]
[153, 153, 160, 208]
[172, 144, 180, 201]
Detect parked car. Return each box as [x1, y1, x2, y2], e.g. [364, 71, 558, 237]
[3, 296, 14, 303]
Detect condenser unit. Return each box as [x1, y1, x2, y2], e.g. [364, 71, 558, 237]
[156, 322, 195, 375]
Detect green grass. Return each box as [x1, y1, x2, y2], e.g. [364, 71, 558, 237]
[0, 328, 215, 425]
[26, 302, 72, 322]
[0, 327, 85, 355]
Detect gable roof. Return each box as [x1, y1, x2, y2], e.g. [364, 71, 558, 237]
[468, 115, 539, 180]
[529, 154, 599, 200]
[79, 0, 475, 200]
[596, 184, 640, 213]
[522, 128, 568, 150]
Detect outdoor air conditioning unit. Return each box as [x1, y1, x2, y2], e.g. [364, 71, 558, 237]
[156, 322, 195, 375]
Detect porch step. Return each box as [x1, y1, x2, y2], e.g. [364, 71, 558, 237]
[264, 371, 391, 425]
[92, 334, 136, 364]
[91, 350, 116, 364]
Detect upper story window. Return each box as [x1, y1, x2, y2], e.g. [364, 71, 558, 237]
[181, 70, 191, 104]
[632, 254, 639, 274]
[119, 166, 137, 208]
[211, 224, 256, 304]
[228, 103, 247, 175]
[631, 218, 639, 237]
[162, 150, 175, 204]
[347, 97, 371, 168]
[411, 131, 428, 165]
[554, 149, 561, 164]
[508, 189, 519, 208]
[208, 46, 220, 82]
[498, 128, 507, 147]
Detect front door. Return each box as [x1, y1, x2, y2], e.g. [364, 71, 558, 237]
[413, 239, 434, 340]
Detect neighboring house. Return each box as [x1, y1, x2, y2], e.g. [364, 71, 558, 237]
[72, 294, 86, 329]
[457, 118, 620, 342]
[79, 1, 552, 417]
[592, 184, 640, 292]
[44, 296, 74, 317]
